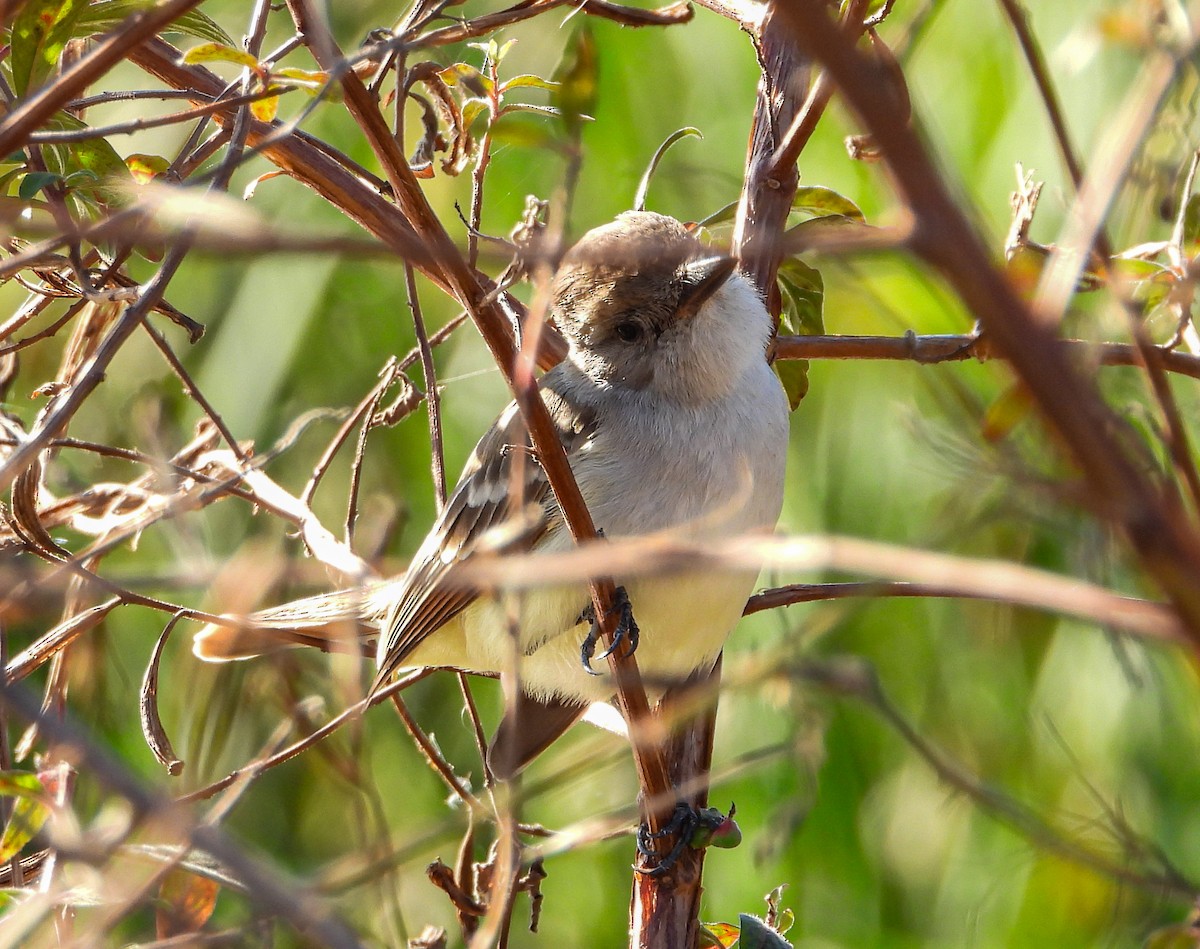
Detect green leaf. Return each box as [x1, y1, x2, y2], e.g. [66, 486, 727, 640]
[790, 185, 864, 222]
[1185, 193, 1200, 247]
[0, 167, 25, 194]
[438, 63, 493, 98]
[776, 259, 824, 412]
[500, 74, 559, 93]
[489, 114, 560, 150]
[17, 170, 61, 199]
[775, 360, 809, 413]
[77, 2, 233, 45]
[635, 127, 702, 212]
[777, 258, 825, 336]
[181, 42, 260, 69]
[738, 914, 793, 949]
[462, 98, 490, 130]
[0, 771, 50, 863]
[493, 37, 518, 66]
[697, 200, 739, 228]
[10, 0, 87, 95]
[552, 26, 597, 138]
[37, 111, 132, 209]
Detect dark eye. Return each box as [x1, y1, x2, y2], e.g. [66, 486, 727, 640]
[614, 321, 642, 343]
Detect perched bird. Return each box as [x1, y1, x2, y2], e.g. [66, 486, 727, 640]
[194, 211, 789, 775]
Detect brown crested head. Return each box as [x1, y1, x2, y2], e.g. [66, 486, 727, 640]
[550, 211, 736, 391]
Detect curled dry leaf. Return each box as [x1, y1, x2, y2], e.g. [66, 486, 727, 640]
[140, 612, 186, 776]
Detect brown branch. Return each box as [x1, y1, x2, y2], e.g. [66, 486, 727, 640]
[772, 332, 1200, 380]
[410, 0, 693, 49]
[731, 5, 809, 313]
[26, 87, 288, 144]
[128, 39, 443, 279]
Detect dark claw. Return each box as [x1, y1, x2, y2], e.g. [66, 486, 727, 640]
[577, 585, 639, 675]
[579, 608, 602, 677]
[635, 802, 736, 876]
[635, 803, 698, 877]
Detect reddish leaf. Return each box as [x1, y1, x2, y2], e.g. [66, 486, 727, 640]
[156, 868, 219, 937]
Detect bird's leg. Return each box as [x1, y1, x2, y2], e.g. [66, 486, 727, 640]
[578, 585, 639, 675]
[635, 803, 697, 877]
[635, 802, 740, 877]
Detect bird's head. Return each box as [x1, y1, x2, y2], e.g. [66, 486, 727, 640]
[550, 212, 771, 403]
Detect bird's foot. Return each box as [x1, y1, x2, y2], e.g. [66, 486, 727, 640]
[635, 802, 741, 876]
[578, 586, 639, 675]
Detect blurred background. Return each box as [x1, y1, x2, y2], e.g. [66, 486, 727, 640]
[5, 1, 1200, 946]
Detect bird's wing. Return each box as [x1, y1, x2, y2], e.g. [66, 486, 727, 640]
[374, 370, 598, 684]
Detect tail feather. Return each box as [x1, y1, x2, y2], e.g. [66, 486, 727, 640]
[192, 580, 402, 662]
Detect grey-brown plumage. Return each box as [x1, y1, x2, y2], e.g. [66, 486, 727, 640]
[194, 211, 789, 776]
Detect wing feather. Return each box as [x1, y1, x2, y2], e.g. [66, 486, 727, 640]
[375, 369, 597, 682]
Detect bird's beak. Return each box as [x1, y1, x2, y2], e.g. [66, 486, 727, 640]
[676, 254, 737, 320]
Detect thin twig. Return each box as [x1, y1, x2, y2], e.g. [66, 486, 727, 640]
[405, 264, 447, 509]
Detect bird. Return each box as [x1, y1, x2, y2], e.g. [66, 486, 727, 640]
[193, 210, 790, 776]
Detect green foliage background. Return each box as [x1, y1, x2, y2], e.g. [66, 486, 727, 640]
[5, 1, 1200, 946]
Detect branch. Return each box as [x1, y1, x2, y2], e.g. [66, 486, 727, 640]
[772, 332, 1200, 381]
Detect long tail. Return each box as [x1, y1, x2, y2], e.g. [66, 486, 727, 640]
[192, 580, 403, 661]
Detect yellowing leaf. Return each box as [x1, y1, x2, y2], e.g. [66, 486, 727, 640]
[501, 74, 559, 93]
[981, 382, 1033, 443]
[273, 66, 336, 98]
[0, 771, 51, 863]
[10, 0, 87, 94]
[125, 153, 169, 184]
[701, 921, 741, 948]
[250, 94, 280, 123]
[182, 42, 259, 69]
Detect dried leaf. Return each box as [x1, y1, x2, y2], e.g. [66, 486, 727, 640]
[140, 612, 185, 776]
[6, 598, 121, 684]
[156, 867, 219, 937]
